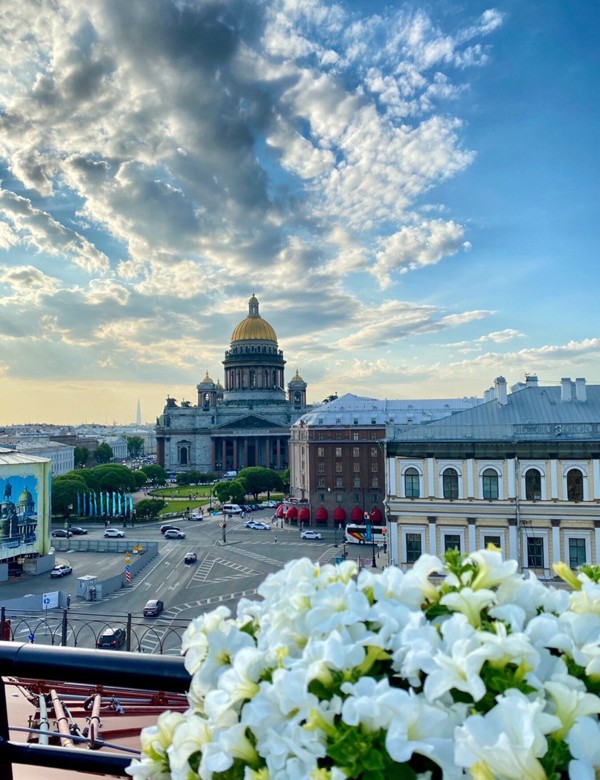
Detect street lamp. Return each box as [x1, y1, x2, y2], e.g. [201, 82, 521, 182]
[334, 525, 338, 547]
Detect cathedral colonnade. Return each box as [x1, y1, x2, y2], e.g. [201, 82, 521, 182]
[212, 435, 288, 471]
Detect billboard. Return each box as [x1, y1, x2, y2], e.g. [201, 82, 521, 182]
[0, 454, 51, 561]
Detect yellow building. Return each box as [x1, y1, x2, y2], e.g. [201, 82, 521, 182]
[386, 376, 600, 576]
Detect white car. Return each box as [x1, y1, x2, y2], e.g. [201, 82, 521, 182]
[164, 529, 186, 539]
[244, 520, 257, 528]
[104, 528, 125, 538]
[301, 530, 322, 540]
[251, 522, 270, 531]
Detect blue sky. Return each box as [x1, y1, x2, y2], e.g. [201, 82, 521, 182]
[0, 0, 598, 424]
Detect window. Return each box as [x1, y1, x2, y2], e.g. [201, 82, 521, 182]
[353, 432, 359, 441]
[317, 463, 325, 474]
[444, 534, 461, 552]
[404, 468, 420, 498]
[336, 493, 343, 503]
[526, 537, 544, 568]
[483, 535, 502, 550]
[353, 462, 360, 472]
[442, 468, 459, 499]
[406, 533, 422, 563]
[567, 469, 584, 501]
[371, 477, 379, 488]
[371, 447, 378, 457]
[371, 418, 377, 425]
[335, 462, 343, 473]
[482, 469, 499, 500]
[525, 469, 542, 500]
[319, 493, 325, 501]
[335, 477, 343, 488]
[353, 447, 360, 458]
[318, 478, 325, 488]
[336, 418, 341, 425]
[317, 447, 324, 457]
[569, 538, 587, 569]
[335, 447, 342, 457]
[353, 418, 359, 425]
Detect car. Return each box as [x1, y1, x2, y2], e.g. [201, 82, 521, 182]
[160, 524, 180, 534]
[96, 627, 126, 649]
[104, 528, 125, 538]
[51, 529, 73, 538]
[301, 530, 323, 540]
[50, 563, 73, 578]
[251, 522, 270, 531]
[244, 520, 257, 528]
[164, 529, 186, 539]
[69, 526, 88, 535]
[189, 512, 204, 521]
[143, 599, 164, 617]
[184, 552, 197, 564]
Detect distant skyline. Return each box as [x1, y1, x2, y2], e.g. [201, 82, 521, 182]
[0, 0, 598, 425]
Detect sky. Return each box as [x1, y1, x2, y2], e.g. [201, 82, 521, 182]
[0, 0, 598, 425]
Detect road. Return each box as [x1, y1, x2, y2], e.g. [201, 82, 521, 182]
[3, 511, 384, 652]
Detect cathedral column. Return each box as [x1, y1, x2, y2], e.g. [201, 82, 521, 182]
[221, 440, 226, 471]
[276, 438, 281, 469]
[232, 440, 238, 470]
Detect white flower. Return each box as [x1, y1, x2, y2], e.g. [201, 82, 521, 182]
[402, 554, 445, 604]
[340, 676, 407, 731]
[567, 716, 600, 779]
[440, 587, 496, 628]
[467, 548, 519, 590]
[127, 711, 187, 779]
[455, 689, 561, 779]
[167, 714, 212, 780]
[303, 580, 370, 635]
[544, 679, 600, 739]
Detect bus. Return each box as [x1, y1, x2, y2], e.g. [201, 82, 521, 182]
[345, 524, 387, 545]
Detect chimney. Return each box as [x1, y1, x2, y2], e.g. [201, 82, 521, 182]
[525, 374, 538, 386]
[575, 377, 587, 402]
[561, 377, 572, 402]
[484, 387, 495, 403]
[494, 376, 508, 406]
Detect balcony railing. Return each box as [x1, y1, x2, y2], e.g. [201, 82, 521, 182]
[0, 640, 189, 779]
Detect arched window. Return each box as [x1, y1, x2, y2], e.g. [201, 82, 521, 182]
[525, 469, 541, 500]
[179, 447, 188, 465]
[404, 467, 420, 498]
[567, 469, 584, 501]
[443, 468, 459, 499]
[482, 468, 499, 500]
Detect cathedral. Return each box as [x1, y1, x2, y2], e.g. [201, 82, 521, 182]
[156, 295, 311, 474]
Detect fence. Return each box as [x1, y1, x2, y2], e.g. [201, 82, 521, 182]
[0, 640, 189, 779]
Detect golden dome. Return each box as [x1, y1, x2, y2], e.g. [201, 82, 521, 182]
[231, 295, 277, 343]
[199, 371, 215, 385]
[290, 369, 304, 383]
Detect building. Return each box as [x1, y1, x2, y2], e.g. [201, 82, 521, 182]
[0, 449, 53, 580]
[385, 375, 600, 575]
[156, 295, 312, 474]
[100, 435, 129, 461]
[11, 440, 74, 476]
[289, 392, 482, 527]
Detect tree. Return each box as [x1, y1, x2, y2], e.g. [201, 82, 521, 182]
[64, 468, 101, 492]
[95, 443, 113, 464]
[52, 477, 90, 516]
[213, 480, 246, 505]
[126, 436, 144, 457]
[140, 464, 167, 485]
[280, 468, 290, 494]
[74, 446, 89, 467]
[133, 470, 147, 489]
[237, 467, 283, 500]
[135, 498, 167, 519]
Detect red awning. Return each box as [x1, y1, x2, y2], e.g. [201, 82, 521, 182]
[315, 507, 328, 523]
[350, 506, 364, 522]
[286, 505, 298, 520]
[298, 506, 310, 521]
[333, 506, 346, 523]
[370, 507, 383, 523]
[276, 504, 285, 517]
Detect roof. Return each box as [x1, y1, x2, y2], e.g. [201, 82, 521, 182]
[389, 384, 600, 443]
[231, 295, 277, 343]
[294, 392, 482, 428]
[0, 447, 50, 465]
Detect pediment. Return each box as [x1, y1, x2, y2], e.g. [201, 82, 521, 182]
[216, 414, 288, 430]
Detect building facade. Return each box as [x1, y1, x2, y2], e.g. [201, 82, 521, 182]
[289, 392, 482, 527]
[386, 375, 600, 575]
[12, 441, 75, 476]
[156, 296, 311, 474]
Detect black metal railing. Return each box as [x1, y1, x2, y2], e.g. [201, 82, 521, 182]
[0, 640, 189, 779]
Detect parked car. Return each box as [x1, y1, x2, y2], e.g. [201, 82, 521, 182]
[51, 529, 72, 538]
[96, 627, 126, 649]
[50, 563, 73, 578]
[251, 522, 270, 531]
[301, 530, 322, 540]
[69, 526, 88, 535]
[184, 552, 197, 564]
[160, 524, 180, 534]
[164, 529, 186, 539]
[104, 528, 125, 538]
[143, 599, 164, 617]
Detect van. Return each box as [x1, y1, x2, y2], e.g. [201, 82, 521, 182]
[223, 504, 243, 515]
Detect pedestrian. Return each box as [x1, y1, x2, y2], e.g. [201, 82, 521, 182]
[274, 535, 278, 543]
[67, 594, 71, 609]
